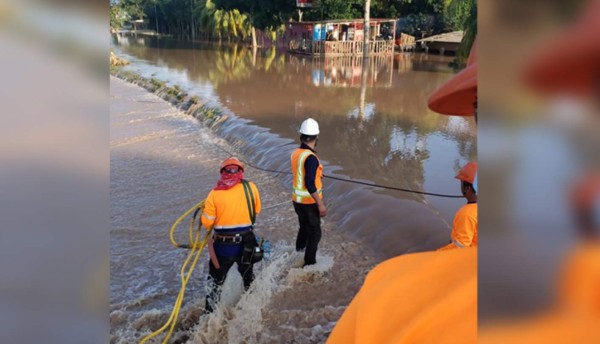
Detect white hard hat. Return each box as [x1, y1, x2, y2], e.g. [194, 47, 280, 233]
[299, 118, 320, 135]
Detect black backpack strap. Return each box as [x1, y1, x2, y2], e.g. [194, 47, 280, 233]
[241, 180, 256, 225]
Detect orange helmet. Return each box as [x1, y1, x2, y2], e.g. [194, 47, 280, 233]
[427, 38, 477, 117]
[220, 157, 244, 173]
[455, 162, 478, 185]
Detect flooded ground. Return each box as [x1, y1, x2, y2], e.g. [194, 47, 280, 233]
[111, 77, 376, 343]
[110, 35, 477, 343]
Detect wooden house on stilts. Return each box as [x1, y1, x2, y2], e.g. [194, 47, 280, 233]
[286, 19, 397, 56]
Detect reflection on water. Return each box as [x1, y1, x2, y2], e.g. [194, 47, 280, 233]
[111, 34, 476, 245]
[301, 55, 395, 88]
[110, 35, 479, 344]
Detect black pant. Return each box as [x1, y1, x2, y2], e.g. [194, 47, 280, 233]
[293, 202, 321, 265]
[204, 251, 254, 313]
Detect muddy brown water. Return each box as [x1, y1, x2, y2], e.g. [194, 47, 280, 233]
[110, 35, 476, 343]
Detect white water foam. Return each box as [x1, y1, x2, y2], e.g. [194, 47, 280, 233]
[189, 244, 334, 344]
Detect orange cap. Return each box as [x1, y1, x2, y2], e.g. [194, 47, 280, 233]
[455, 162, 478, 184]
[220, 157, 244, 172]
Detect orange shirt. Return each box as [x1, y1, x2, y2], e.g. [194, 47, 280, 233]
[201, 181, 261, 231]
[327, 248, 477, 344]
[439, 203, 478, 250]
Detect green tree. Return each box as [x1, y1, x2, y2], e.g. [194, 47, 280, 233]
[444, 0, 475, 31]
[143, 0, 161, 33]
[302, 0, 365, 21]
[454, 0, 476, 66]
[154, 0, 194, 36]
[196, 1, 252, 43]
[125, 0, 475, 51]
[212, 0, 296, 47]
[120, 0, 146, 20]
[372, 0, 451, 37]
[110, 2, 129, 31]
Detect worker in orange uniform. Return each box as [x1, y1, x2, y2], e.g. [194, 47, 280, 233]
[201, 157, 261, 313]
[439, 162, 478, 250]
[327, 38, 478, 344]
[291, 118, 326, 267]
[326, 248, 477, 344]
[326, 162, 478, 344]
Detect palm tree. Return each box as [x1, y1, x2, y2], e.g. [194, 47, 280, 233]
[457, 2, 476, 63]
[195, 0, 256, 47]
[197, 0, 216, 40]
[449, 0, 476, 66]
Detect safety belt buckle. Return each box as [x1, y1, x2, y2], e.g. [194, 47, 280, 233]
[215, 233, 243, 243]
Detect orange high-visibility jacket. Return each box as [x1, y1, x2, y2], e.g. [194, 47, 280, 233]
[327, 248, 477, 344]
[439, 203, 478, 250]
[290, 148, 323, 204]
[201, 181, 261, 231]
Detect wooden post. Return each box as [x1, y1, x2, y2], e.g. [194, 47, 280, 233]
[392, 20, 396, 52]
[363, 0, 370, 60]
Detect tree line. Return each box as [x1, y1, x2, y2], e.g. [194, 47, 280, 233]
[110, 0, 475, 61]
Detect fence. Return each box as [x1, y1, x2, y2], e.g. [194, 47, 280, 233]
[289, 39, 394, 56]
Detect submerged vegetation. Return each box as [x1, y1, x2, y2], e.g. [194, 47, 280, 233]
[110, 51, 130, 66]
[110, 65, 225, 127]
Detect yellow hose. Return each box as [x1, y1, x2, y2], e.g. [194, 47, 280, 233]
[169, 200, 206, 249]
[140, 200, 209, 344]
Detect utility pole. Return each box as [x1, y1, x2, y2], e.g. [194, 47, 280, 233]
[359, 60, 367, 120]
[359, 0, 371, 119]
[363, 0, 370, 59]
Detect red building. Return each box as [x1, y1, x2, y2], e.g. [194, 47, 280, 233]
[286, 19, 397, 56]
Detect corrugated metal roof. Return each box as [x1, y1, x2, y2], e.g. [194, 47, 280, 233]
[418, 31, 464, 43]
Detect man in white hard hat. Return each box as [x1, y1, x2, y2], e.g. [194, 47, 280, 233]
[290, 118, 327, 266]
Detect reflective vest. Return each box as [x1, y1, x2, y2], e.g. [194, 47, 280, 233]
[291, 148, 323, 204]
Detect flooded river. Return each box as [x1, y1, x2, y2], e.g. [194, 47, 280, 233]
[111, 35, 476, 343]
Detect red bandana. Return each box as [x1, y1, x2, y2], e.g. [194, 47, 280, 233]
[214, 171, 244, 190]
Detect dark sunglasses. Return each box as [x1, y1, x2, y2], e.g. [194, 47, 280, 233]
[223, 166, 240, 174]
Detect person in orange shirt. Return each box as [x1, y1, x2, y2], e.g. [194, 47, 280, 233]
[439, 162, 478, 250]
[327, 38, 479, 344]
[326, 166, 479, 344]
[201, 157, 261, 313]
[326, 248, 477, 344]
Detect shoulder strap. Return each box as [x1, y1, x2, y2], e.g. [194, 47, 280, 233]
[241, 180, 256, 225]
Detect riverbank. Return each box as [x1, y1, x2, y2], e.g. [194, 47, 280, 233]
[110, 75, 378, 343]
[111, 66, 226, 129]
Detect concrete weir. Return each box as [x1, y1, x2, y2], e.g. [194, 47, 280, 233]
[110, 76, 378, 343]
